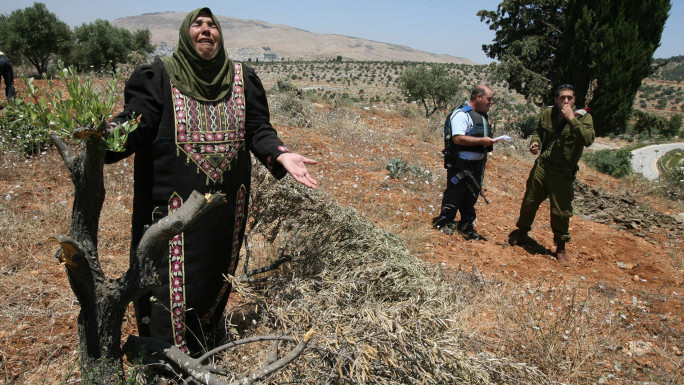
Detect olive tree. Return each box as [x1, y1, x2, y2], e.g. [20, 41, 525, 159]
[6, 68, 224, 383]
[398, 63, 462, 117]
[0, 2, 72, 77]
[8, 67, 311, 384]
[73, 19, 154, 73]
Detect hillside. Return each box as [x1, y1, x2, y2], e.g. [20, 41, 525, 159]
[0, 63, 682, 383]
[111, 12, 476, 64]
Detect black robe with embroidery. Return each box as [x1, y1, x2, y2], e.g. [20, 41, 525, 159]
[106, 59, 287, 353]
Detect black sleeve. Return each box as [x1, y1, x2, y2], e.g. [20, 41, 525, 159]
[105, 61, 165, 164]
[243, 64, 288, 179]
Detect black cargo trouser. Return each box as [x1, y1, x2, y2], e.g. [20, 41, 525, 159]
[437, 158, 483, 227]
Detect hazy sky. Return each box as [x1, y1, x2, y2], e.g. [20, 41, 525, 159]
[2, 0, 682, 64]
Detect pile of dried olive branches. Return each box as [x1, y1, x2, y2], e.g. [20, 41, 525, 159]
[215, 165, 549, 384]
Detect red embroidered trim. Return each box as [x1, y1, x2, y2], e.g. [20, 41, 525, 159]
[167, 193, 188, 353]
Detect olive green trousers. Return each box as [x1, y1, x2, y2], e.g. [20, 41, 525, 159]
[515, 161, 575, 244]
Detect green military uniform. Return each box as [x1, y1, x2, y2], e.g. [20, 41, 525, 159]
[515, 105, 594, 244]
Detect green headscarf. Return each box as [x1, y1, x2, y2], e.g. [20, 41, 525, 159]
[161, 7, 235, 102]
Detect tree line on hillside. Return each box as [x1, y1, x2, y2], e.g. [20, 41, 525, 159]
[1, 1, 675, 137]
[651, 61, 684, 82]
[477, 0, 671, 136]
[398, 0, 673, 137]
[0, 2, 154, 77]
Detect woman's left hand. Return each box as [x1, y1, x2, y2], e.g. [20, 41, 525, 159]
[276, 152, 318, 188]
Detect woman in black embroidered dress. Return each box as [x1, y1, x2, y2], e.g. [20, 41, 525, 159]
[106, 7, 317, 354]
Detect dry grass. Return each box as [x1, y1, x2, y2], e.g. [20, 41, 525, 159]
[0, 62, 682, 384]
[216, 162, 682, 384]
[466, 280, 639, 385]
[208, 166, 549, 384]
[0, 150, 138, 383]
[0, 151, 79, 383]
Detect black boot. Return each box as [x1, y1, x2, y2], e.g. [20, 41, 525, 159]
[459, 223, 486, 241]
[432, 216, 446, 229]
[433, 216, 458, 235]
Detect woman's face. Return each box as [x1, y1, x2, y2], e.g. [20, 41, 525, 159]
[189, 12, 221, 60]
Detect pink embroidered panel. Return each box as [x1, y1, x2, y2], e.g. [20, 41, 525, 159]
[167, 193, 188, 353]
[173, 63, 246, 183]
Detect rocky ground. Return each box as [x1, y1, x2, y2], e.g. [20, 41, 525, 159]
[0, 78, 682, 383]
[275, 103, 683, 383]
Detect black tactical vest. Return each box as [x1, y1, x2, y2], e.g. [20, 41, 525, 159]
[442, 104, 492, 167]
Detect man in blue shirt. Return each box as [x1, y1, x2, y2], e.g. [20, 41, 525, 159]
[432, 85, 496, 240]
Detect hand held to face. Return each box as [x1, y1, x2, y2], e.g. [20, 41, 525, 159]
[529, 142, 539, 155]
[561, 104, 575, 121]
[555, 89, 576, 122]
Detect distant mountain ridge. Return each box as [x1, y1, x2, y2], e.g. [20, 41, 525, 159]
[111, 12, 476, 64]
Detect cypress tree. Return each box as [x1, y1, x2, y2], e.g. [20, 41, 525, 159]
[478, 0, 567, 105]
[559, 0, 671, 136]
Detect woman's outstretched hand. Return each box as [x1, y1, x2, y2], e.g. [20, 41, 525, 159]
[277, 152, 318, 188]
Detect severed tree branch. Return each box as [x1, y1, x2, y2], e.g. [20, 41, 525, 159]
[119, 191, 227, 302]
[124, 330, 315, 385]
[240, 231, 293, 283]
[225, 330, 314, 385]
[124, 336, 231, 385]
[196, 335, 297, 363]
[49, 234, 85, 269]
[49, 133, 76, 173]
[241, 253, 292, 281]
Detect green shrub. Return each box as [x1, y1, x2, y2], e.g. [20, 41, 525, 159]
[663, 114, 682, 138]
[386, 157, 432, 180]
[1, 66, 136, 156]
[0, 101, 51, 156]
[633, 110, 666, 137]
[276, 78, 296, 92]
[272, 91, 312, 128]
[659, 162, 684, 200]
[583, 149, 633, 178]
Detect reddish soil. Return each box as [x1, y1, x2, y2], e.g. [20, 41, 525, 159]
[278, 107, 682, 301]
[276, 105, 683, 380]
[0, 80, 681, 383]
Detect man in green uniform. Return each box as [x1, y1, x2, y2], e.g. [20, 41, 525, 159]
[508, 84, 594, 266]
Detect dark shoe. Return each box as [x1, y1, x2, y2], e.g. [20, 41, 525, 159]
[459, 224, 487, 241]
[432, 216, 446, 229]
[439, 222, 458, 235]
[508, 229, 531, 245]
[433, 216, 457, 235]
[555, 243, 570, 267]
